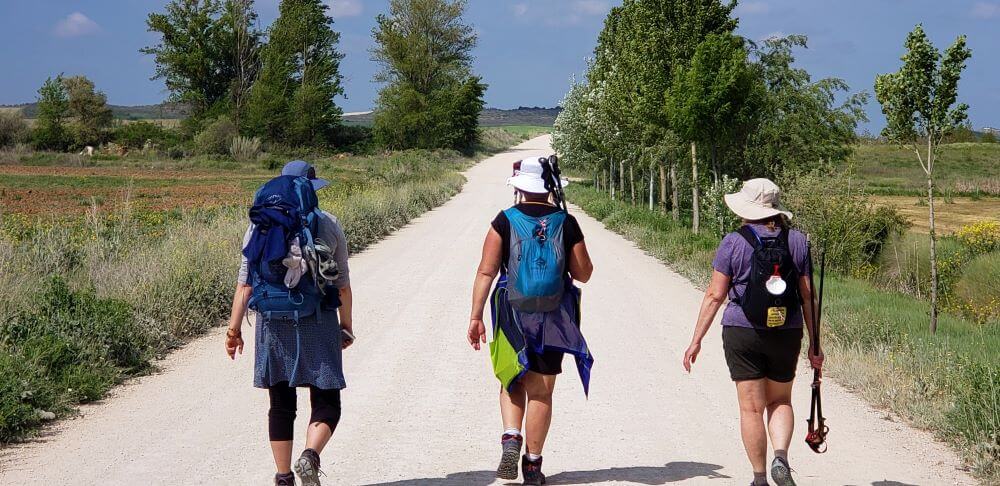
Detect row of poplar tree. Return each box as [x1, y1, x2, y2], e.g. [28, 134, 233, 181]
[552, 0, 869, 234]
[142, 0, 484, 151]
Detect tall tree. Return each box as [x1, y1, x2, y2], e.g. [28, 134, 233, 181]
[229, 0, 261, 131]
[875, 25, 971, 334]
[143, 0, 240, 117]
[666, 33, 764, 234]
[63, 75, 113, 148]
[245, 0, 344, 146]
[33, 76, 71, 151]
[371, 0, 486, 151]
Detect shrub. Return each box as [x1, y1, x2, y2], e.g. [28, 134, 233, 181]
[194, 116, 238, 155]
[230, 136, 262, 164]
[0, 111, 30, 148]
[112, 121, 175, 150]
[952, 252, 1000, 323]
[955, 221, 1000, 255]
[783, 170, 908, 275]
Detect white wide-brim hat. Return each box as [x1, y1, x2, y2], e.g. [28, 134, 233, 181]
[507, 154, 570, 194]
[724, 178, 793, 221]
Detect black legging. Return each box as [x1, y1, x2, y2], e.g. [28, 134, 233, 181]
[268, 382, 342, 441]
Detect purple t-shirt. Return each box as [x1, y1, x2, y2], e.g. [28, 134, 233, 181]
[712, 224, 811, 329]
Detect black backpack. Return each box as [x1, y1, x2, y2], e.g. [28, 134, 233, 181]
[734, 226, 801, 327]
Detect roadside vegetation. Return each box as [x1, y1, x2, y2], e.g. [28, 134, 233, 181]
[552, 0, 997, 481]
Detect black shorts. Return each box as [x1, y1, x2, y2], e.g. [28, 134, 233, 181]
[722, 326, 803, 382]
[527, 349, 563, 375]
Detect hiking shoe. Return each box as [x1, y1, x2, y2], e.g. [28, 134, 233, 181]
[275, 472, 296, 486]
[294, 449, 324, 486]
[496, 433, 523, 480]
[770, 457, 796, 486]
[521, 455, 546, 485]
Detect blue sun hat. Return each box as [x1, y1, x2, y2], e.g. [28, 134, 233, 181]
[281, 160, 330, 191]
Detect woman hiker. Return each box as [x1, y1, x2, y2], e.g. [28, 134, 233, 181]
[682, 178, 823, 486]
[468, 155, 594, 485]
[226, 160, 354, 486]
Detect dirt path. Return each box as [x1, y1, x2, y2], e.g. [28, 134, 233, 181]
[0, 136, 975, 485]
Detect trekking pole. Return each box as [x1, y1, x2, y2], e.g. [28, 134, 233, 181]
[805, 244, 829, 453]
[546, 155, 569, 212]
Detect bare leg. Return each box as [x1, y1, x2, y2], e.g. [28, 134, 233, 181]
[765, 379, 795, 457]
[736, 379, 768, 476]
[501, 381, 527, 430]
[305, 422, 333, 454]
[521, 372, 557, 455]
[270, 441, 293, 474]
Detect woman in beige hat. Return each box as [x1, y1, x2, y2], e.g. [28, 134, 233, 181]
[682, 178, 823, 486]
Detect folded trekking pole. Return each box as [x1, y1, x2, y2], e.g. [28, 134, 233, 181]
[544, 155, 569, 212]
[805, 245, 829, 453]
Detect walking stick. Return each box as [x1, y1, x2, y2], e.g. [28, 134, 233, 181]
[805, 245, 829, 453]
[544, 155, 569, 212]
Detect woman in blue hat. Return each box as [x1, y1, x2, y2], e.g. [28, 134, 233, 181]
[225, 160, 353, 486]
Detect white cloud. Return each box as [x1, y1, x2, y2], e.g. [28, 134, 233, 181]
[736, 2, 770, 15]
[572, 0, 610, 16]
[326, 0, 363, 19]
[971, 2, 1000, 19]
[53, 12, 100, 38]
[513, 3, 529, 17]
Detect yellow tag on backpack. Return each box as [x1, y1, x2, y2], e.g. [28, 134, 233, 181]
[766, 306, 787, 327]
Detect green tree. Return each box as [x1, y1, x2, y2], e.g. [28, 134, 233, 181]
[666, 33, 764, 234]
[875, 24, 971, 333]
[143, 0, 244, 117]
[245, 0, 343, 146]
[33, 76, 71, 151]
[745, 35, 868, 177]
[63, 75, 114, 148]
[371, 0, 486, 151]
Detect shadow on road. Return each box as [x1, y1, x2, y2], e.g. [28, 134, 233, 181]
[872, 481, 919, 486]
[361, 462, 729, 485]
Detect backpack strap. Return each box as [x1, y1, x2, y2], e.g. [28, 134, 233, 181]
[737, 225, 762, 250]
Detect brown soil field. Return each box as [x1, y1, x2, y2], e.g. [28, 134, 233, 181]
[873, 195, 1000, 233]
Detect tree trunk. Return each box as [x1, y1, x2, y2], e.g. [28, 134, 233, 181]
[927, 143, 939, 334]
[619, 159, 625, 199]
[610, 159, 615, 200]
[710, 143, 720, 186]
[659, 162, 667, 213]
[691, 141, 700, 234]
[630, 162, 636, 205]
[670, 162, 679, 221]
[649, 165, 655, 210]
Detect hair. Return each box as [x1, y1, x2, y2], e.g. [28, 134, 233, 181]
[743, 214, 789, 231]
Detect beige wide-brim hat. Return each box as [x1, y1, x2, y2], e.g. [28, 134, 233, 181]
[507, 155, 570, 194]
[724, 178, 793, 221]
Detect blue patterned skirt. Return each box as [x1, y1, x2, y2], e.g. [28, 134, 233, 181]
[253, 309, 345, 390]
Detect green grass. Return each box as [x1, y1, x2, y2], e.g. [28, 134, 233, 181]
[567, 183, 1000, 482]
[847, 143, 1000, 196]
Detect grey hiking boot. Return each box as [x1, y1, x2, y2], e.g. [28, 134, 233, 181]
[294, 448, 324, 486]
[275, 472, 296, 486]
[496, 433, 523, 480]
[770, 457, 796, 486]
[521, 455, 546, 485]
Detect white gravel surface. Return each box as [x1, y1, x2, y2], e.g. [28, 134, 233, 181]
[0, 136, 975, 485]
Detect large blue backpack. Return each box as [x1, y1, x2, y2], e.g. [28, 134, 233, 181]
[505, 207, 567, 312]
[245, 175, 324, 321]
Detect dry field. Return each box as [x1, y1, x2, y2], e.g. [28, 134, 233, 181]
[872, 195, 1000, 233]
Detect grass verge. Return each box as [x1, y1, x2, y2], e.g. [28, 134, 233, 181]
[568, 183, 999, 482]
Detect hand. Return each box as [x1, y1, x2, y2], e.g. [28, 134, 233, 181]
[809, 347, 824, 374]
[341, 322, 354, 350]
[468, 318, 486, 350]
[225, 328, 244, 360]
[682, 341, 701, 373]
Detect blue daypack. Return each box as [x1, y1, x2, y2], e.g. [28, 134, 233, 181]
[244, 175, 324, 321]
[504, 207, 567, 312]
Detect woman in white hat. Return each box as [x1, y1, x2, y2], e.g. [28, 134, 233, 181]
[682, 178, 823, 486]
[467, 155, 594, 485]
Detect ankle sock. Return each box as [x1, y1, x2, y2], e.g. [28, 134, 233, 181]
[503, 427, 521, 437]
[526, 453, 542, 462]
[774, 449, 788, 462]
[753, 471, 768, 485]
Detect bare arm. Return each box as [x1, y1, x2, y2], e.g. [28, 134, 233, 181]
[468, 228, 502, 350]
[567, 240, 594, 283]
[683, 270, 731, 372]
[225, 284, 252, 359]
[338, 285, 353, 348]
[798, 275, 824, 371]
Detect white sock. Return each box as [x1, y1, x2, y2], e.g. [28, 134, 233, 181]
[503, 428, 521, 437]
[526, 453, 542, 462]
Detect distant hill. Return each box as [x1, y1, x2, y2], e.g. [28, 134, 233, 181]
[342, 106, 560, 127]
[2, 103, 559, 127]
[1, 102, 190, 120]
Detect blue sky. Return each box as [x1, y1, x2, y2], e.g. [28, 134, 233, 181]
[0, 1, 997, 131]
